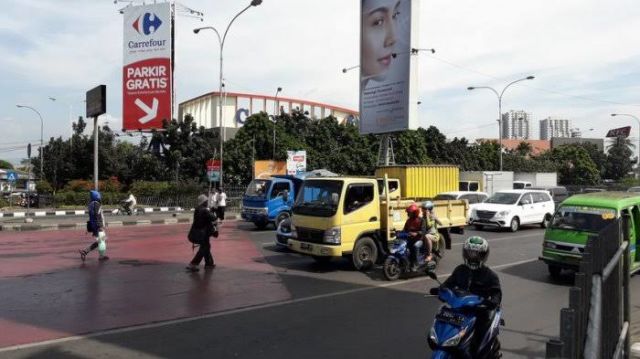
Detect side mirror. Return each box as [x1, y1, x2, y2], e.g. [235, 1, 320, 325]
[429, 287, 439, 296]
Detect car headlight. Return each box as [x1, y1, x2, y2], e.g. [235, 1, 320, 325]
[494, 210, 510, 218]
[261, 207, 268, 215]
[324, 227, 341, 244]
[441, 328, 466, 347]
[429, 326, 438, 343]
[470, 209, 477, 217]
[543, 241, 557, 249]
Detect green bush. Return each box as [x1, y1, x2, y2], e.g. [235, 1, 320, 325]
[36, 180, 54, 194]
[64, 180, 94, 192]
[130, 181, 171, 197]
[0, 197, 9, 208]
[53, 191, 122, 206]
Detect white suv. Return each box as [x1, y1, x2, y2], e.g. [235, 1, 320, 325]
[469, 190, 555, 232]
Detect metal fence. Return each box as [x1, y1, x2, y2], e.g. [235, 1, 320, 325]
[136, 185, 247, 212]
[546, 216, 632, 359]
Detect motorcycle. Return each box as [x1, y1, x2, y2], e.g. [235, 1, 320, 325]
[426, 272, 504, 359]
[115, 201, 135, 216]
[382, 230, 444, 281]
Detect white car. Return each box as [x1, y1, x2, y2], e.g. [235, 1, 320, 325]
[434, 191, 489, 221]
[469, 190, 555, 232]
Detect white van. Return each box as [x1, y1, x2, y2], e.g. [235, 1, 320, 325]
[469, 190, 555, 232]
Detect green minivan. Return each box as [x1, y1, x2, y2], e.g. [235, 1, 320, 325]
[540, 192, 640, 278]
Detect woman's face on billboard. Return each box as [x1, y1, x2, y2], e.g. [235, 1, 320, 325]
[362, 0, 400, 79]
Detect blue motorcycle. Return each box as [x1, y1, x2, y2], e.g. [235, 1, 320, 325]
[382, 231, 440, 281]
[426, 272, 503, 359]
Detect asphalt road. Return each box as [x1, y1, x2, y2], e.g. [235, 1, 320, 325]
[0, 222, 637, 359]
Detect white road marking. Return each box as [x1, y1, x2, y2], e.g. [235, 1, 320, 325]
[0, 257, 539, 353]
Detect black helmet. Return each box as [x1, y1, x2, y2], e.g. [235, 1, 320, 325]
[462, 236, 489, 270]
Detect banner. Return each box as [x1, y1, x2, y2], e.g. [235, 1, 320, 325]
[606, 126, 631, 138]
[287, 151, 307, 175]
[206, 159, 220, 182]
[254, 160, 286, 179]
[359, 0, 419, 134]
[123, 3, 173, 131]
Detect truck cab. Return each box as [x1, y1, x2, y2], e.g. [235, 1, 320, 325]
[241, 175, 303, 229]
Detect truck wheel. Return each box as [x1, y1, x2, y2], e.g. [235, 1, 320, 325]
[383, 256, 401, 281]
[352, 237, 378, 271]
[541, 214, 552, 228]
[276, 212, 290, 228]
[548, 264, 562, 279]
[509, 217, 520, 232]
[255, 221, 268, 230]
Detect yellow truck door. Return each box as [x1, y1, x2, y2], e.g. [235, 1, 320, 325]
[341, 182, 380, 254]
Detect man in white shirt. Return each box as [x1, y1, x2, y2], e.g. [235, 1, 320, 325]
[215, 188, 227, 222]
[123, 193, 137, 215]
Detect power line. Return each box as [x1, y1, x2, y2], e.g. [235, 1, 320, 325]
[424, 53, 640, 107]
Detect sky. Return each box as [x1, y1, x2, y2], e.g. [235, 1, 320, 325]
[2, 0, 640, 164]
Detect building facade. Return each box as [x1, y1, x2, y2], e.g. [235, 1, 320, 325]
[501, 110, 531, 139]
[178, 92, 359, 140]
[540, 117, 571, 140]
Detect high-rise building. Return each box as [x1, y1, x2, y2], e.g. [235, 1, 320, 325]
[501, 110, 531, 139]
[540, 117, 571, 140]
[570, 128, 582, 138]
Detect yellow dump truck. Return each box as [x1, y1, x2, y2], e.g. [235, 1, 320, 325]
[288, 175, 468, 270]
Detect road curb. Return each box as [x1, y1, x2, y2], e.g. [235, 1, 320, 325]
[0, 214, 240, 232]
[0, 207, 184, 218]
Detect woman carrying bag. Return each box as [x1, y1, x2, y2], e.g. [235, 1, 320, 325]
[186, 194, 219, 272]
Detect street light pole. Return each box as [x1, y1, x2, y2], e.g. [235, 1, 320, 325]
[611, 113, 640, 178]
[467, 75, 535, 171]
[273, 87, 282, 159]
[194, 0, 262, 189]
[16, 105, 44, 178]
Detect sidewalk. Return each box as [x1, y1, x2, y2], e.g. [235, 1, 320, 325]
[0, 211, 240, 232]
[0, 206, 184, 218]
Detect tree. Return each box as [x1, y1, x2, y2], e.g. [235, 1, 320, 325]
[605, 136, 635, 180]
[0, 160, 13, 169]
[515, 142, 533, 157]
[544, 145, 600, 185]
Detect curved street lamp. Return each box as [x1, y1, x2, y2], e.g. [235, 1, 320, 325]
[194, 0, 262, 189]
[467, 75, 535, 171]
[16, 105, 44, 177]
[611, 113, 640, 178]
[273, 87, 282, 159]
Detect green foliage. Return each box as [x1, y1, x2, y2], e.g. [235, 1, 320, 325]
[0, 159, 14, 169]
[130, 181, 171, 197]
[36, 180, 54, 194]
[53, 191, 122, 206]
[605, 136, 635, 180]
[64, 180, 95, 192]
[544, 145, 600, 185]
[0, 197, 8, 208]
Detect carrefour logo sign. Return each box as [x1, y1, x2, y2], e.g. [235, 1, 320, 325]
[132, 12, 163, 35]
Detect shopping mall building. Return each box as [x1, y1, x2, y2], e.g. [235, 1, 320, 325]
[178, 91, 359, 140]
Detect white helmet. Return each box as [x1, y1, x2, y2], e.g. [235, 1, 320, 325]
[462, 236, 489, 270]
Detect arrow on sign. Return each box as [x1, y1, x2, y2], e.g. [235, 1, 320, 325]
[135, 98, 159, 124]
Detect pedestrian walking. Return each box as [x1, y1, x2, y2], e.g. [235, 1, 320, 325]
[79, 190, 109, 261]
[215, 188, 227, 222]
[186, 194, 218, 272]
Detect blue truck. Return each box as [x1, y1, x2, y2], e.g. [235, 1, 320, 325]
[241, 175, 304, 229]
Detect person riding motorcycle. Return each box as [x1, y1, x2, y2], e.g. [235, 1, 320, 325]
[403, 203, 425, 271]
[122, 193, 137, 215]
[421, 201, 443, 261]
[441, 236, 502, 356]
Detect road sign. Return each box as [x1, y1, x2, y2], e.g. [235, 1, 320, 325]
[206, 159, 221, 182]
[207, 170, 220, 182]
[6, 171, 18, 183]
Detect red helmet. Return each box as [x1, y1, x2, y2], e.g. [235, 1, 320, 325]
[406, 203, 420, 215]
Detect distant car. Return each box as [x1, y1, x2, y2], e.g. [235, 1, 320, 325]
[469, 190, 555, 232]
[529, 186, 569, 206]
[627, 186, 640, 193]
[582, 188, 605, 193]
[434, 191, 488, 221]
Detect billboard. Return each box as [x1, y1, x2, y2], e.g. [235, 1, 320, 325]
[359, 0, 419, 135]
[287, 151, 307, 175]
[254, 160, 287, 179]
[606, 126, 631, 138]
[123, 3, 173, 131]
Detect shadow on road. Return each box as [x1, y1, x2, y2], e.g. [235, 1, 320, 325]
[499, 259, 575, 286]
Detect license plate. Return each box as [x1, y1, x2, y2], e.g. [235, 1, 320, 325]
[436, 311, 465, 326]
[300, 243, 313, 251]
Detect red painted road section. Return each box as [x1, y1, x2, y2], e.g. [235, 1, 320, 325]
[0, 223, 291, 348]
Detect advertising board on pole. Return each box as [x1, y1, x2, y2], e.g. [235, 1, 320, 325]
[254, 160, 287, 179]
[287, 151, 307, 175]
[606, 126, 631, 138]
[359, 0, 420, 135]
[206, 159, 221, 182]
[123, 3, 173, 131]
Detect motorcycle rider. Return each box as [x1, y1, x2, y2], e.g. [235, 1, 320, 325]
[403, 203, 425, 271]
[421, 201, 443, 261]
[122, 193, 137, 215]
[441, 236, 502, 356]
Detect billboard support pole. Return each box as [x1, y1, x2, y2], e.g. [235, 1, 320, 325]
[94, 116, 99, 191]
[377, 134, 395, 166]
